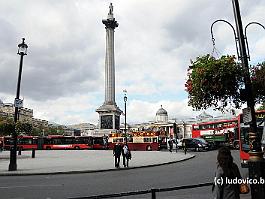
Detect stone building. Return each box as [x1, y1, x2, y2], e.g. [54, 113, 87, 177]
[0, 102, 33, 123]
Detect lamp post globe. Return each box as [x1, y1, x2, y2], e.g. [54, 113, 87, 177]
[8, 38, 28, 171]
[17, 38, 28, 55]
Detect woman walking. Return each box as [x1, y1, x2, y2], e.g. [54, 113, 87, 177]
[213, 147, 242, 199]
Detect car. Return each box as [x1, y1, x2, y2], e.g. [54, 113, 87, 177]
[182, 138, 209, 151]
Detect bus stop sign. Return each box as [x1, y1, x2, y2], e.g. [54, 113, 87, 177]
[242, 107, 252, 124]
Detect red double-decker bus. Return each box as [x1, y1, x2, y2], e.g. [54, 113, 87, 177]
[192, 118, 238, 148]
[237, 110, 265, 167]
[3, 135, 38, 150]
[108, 131, 165, 151]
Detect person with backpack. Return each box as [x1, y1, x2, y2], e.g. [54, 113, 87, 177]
[122, 144, 131, 167]
[168, 138, 173, 152]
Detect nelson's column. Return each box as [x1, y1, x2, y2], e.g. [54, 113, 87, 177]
[96, 3, 122, 134]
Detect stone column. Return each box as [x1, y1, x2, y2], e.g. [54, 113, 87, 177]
[103, 3, 118, 105]
[96, 3, 122, 133]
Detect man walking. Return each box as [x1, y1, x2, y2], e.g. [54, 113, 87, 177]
[122, 144, 131, 167]
[183, 140, 187, 155]
[168, 137, 173, 152]
[113, 141, 122, 168]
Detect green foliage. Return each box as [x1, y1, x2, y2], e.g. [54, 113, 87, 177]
[16, 122, 33, 134]
[185, 54, 245, 111]
[0, 121, 15, 136]
[251, 62, 265, 104]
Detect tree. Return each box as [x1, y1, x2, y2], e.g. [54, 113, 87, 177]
[1, 121, 15, 136]
[185, 54, 265, 111]
[251, 62, 265, 104]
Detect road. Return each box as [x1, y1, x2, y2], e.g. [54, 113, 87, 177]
[0, 149, 250, 199]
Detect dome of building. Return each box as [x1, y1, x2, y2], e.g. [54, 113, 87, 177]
[156, 105, 168, 116]
[155, 105, 168, 123]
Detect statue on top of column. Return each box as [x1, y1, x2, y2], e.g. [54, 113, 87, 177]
[108, 3, 113, 15]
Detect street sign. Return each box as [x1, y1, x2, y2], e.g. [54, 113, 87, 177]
[242, 107, 252, 124]
[14, 98, 23, 108]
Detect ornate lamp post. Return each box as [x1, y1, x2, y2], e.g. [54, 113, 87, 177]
[123, 90, 127, 145]
[211, 1, 265, 198]
[9, 38, 28, 171]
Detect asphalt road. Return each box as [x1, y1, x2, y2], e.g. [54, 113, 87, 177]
[0, 149, 251, 199]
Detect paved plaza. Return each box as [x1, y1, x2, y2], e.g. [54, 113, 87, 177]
[0, 150, 194, 176]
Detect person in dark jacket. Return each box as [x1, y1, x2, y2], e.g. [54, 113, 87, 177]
[213, 147, 241, 199]
[113, 141, 122, 168]
[168, 138, 173, 152]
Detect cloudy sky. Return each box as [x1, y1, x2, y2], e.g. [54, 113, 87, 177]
[0, 0, 264, 125]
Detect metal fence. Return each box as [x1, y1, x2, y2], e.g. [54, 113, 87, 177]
[68, 182, 213, 199]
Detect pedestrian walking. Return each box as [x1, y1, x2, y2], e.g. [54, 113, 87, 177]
[0, 140, 3, 152]
[175, 139, 178, 153]
[183, 140, 187, 155]
[212, 147, 242, 199]
[103, 135, 108, 149]
[113, 141, 122, 168]
[168, 138, 173, 152]
[122, 144, 131, 167]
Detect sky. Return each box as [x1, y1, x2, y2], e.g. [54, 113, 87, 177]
[0, 0, 264, 125]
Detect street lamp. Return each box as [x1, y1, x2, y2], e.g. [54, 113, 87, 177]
[210, 1, 265, 198]
[9, 38, 28, 171]
[123, 90, 127, 145]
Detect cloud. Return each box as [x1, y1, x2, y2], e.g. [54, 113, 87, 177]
[0, 0, 264, 125]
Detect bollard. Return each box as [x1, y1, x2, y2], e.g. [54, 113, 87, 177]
[18, 147, 22, 155]
[151, 189, 156, 199]
[32, 148, 35, 158]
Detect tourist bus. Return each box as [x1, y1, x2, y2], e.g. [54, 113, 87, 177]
[236, 110, 265, 167]
[108, 131, 166, 151]
[192, 118, 238, 148]
[3, 135, 38, 150]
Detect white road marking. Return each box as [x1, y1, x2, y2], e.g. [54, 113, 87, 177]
[0, 184, 62, 189]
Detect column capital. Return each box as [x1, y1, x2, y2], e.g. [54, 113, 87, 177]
[102, 19, 119, 29]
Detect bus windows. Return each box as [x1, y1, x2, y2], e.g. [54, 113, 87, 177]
[64, 137, 74, 144]
[93, 137, 104, 145]
[52, 138, 63, 145]
[143, 137, 152, 142]
[127, 137, 133, 143]
[18, 137, 33, 145]
[113, 138, 123, 143]
[153, 137, 158, 143]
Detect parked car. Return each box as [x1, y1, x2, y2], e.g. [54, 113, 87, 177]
[182, 138, 209, 151]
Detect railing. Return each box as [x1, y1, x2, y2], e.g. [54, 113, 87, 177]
[68, 182, 212, 199]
